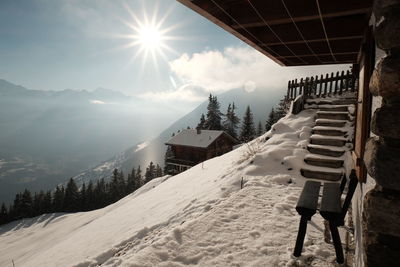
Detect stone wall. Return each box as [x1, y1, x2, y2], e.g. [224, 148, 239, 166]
[362, 0, 400, 266]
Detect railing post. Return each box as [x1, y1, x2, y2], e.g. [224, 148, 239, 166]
[339, 70, 345, 95]
[329, 72, 334, 95]
[324, 73, 329, 96]
[345, 70, 350, 92]
[299, 78, 304, 95]
[287, 80, 291, 100]
[310, 76, 314, 97]
[294, 78, 298, 98]
[334, 71, 339, 94]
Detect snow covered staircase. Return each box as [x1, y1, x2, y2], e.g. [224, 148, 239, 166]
[301, 95, 356, 182]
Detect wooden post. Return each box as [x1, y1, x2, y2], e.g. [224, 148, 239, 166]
[345, 70, 350, 92]
[329, 72, 334, 95]
[339, 70, 345, 95]
[293, 78, 298, 98]
[334, 71, 339, 94]
[305, 77, 310, 96]
[318, 74, 323, 96]
[299, 78, 304, 95]
[310, 76, 314, 97]
[287, 80, 291, 100]
[324, 73, 329, 96]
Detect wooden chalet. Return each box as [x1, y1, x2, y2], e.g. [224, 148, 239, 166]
[165, 129, 239, 175]
[177, 0, 400, 266]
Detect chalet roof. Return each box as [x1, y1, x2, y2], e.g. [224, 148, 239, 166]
[165, 129, 237, 148]
[177, 0, 373, 66]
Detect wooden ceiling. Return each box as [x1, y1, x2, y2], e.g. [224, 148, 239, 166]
[177, 0, 373, 66]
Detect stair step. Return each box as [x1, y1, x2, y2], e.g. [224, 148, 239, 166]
[301, 168, 343, 182]
[315, 119, 347, 127]
[304, 156, 344, 168]
[310, 136, 346, 147]
[306, 100, 333, 105]
[332, 98, 357, 105]
[312, 128, 346, 136]
[307, 145, 345, 157]
[318, 106, 349, 112]
[317, 111, 349, 121]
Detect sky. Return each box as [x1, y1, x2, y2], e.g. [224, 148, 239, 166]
[0, 0, 350, 110]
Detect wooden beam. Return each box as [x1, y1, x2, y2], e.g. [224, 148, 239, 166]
[177, 0, 287, 66]
[276, 52, 358, 59]
[258, 35, 363, 46]
[231, 8, 371, 29]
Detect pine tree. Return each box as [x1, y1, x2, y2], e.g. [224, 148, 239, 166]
[20, 189, 33, 218]
[33, 191, 44, 216]
[80, 183, 87, 211]
[257, 121, 263, 136]
[136, 166, 143, 188]
[43, 191, 52, 213]
[239, 105, 256, 143]
[13, 193, 22, 220]
[110, 169, 125, 202]
[86, 181, 94, 211]
[274, 98, 287, 122]
[204, 94, 223, 130]
[156, 164, 163, 177]
[197, 113, 206, 129]
[265, 108, 275, 132]
[94, 178, 107, 208]
[0, 203, 8, 225]
[145, 162, 156, 183]
[126, 167, 136, 194]
[222, 102, 240, 139]
[64, 178, 79, 212]
[52, 186, 65, 212]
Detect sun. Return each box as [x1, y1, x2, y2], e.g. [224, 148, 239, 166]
[137, 25, 163, 50]
[114, 3, 180, 68]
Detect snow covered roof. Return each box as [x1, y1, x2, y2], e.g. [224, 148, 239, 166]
[165, 129, 236, 148]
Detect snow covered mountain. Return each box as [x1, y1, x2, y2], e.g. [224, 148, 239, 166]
[0, 109, 342, 266]
[72, 87, 284, 186]
[0, 79, 180, 204]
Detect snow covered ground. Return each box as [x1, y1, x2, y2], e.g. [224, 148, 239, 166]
[0, 109, 342, 267]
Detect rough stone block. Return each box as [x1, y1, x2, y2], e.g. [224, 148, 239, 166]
[364, 137, 400, 190]
[363, 189, 400, 237]
[371, 105, 400, 138]
[375, 8, 400, 50]
[363, 189, 400, 266]
[373, 0, 400, 18]
[369, 55, 400, 97]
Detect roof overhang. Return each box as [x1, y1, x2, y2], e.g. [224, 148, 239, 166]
[177, 0, 373, 66]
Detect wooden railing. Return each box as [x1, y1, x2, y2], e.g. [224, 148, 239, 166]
[286, 70, 356, 101]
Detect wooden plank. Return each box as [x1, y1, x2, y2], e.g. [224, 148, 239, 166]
[296, 181, 321, 212]
[320, 183, 342, 215]
[353, 27, 374, 182]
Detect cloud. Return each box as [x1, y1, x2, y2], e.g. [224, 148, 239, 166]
[141, 46, 350, 102]
[90, 100, 106, 104]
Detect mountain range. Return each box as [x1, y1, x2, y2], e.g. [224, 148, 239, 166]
[0, 79, 284, 203]
[0, 79, 178, 203]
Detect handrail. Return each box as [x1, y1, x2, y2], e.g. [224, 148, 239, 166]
[286, 69, 356, 102]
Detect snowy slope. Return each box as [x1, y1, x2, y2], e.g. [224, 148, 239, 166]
[0, 109, 341, 267]
[71, 87, 283, 187]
